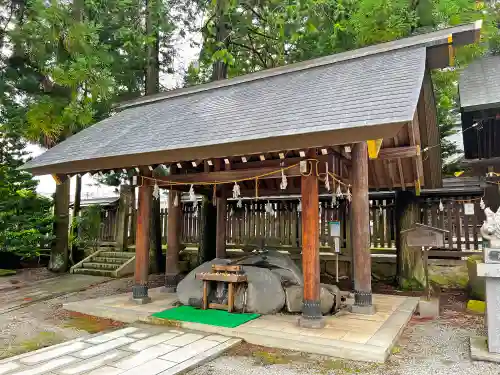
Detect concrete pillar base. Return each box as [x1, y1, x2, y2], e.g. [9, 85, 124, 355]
[164, 273, 181, 293]
[350, 304, 376, 315]
[418, 298, 439, 318]
[130, 296, 152, 305]
[298, 317, 325, 329]
[131, 284, 151, 305]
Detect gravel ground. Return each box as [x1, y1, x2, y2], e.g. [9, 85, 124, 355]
[2, 272, 500, 375]
[189, 304, 500, 375]
[0, 273, 165, 359]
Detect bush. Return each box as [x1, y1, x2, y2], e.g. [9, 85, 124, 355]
[71, 205, 102, 254]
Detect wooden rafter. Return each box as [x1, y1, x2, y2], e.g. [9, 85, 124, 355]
[393, 136, 406, 190]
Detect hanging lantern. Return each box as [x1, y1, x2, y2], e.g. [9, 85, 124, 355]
[439, 199, 444, 212]
[152, 181, 160, 199]
[331, 194, 337, 207]
[230, 207, 234, 217]
[233, 182, 241, 199]
[297, 199, 302, 212]
[189, 184, 196, 202]
[480, 197, 486, 210]
[237, 198, 243, 208]
[193, 204, 199, 217]
[173, 193, 179, 207]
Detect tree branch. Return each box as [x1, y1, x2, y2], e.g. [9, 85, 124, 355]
[230, 40, 267, 69]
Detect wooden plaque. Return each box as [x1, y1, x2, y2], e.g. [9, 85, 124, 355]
[404, 224, 448, 248]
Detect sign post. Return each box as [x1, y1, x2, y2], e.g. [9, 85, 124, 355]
[329, 221, 341, 282]
[402, 223, 448, 317]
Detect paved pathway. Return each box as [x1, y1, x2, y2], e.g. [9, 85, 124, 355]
[0, 325, 240, 375]
[0, 275, 110, 314]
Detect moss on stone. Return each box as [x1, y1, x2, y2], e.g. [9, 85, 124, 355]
[467, 299, 486, 314]
[400, 278, 424, 291]
[0, 332, 62, 359]
[0, 269, 16, 277]
[252, 350, 292, 365]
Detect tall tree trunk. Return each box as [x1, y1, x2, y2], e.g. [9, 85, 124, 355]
[211, 0, 229, 81]
[198, 196, 217, 264]
[396, 191, 425, 289]
[145, 0, 163, 272]
[49, 178, 70, 272]
[63, 0, 85, 267]
[198, 0, 230, 262]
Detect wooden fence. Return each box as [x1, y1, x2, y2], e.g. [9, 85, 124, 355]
[113, 192, 483, 256]
[418, 195, 483, 251]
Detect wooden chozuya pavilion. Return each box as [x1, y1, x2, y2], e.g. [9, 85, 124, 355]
[23, 22, 481, 327]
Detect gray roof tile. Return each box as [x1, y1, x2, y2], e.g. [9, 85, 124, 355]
[459, 55, 500, 111]
[23, 47, 426, 172]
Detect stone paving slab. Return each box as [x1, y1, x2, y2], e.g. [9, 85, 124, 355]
[470, 336, 500, 363]
[0, 325, 241, 375]
[62, 288, 417, 363]
[1, 275, 110, 314]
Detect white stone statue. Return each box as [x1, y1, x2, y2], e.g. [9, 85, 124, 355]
[481, 207, 500, 248]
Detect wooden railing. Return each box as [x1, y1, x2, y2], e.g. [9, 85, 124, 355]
[112, 192, 482, 256]
[418, 195, 483, 251]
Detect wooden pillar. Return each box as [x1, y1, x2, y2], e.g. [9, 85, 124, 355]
[116, 184, 132, 251]
[351, 141, 375, 314]
[299, 150, 324, 328]
[165, 190, 181, 292]
[132, 174, 152, 304]
[216, 187, 227, 258]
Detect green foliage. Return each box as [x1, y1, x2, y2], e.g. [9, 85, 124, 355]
[190, 0, 498, 167]
[0, 126, 53, 258]
[71, 205, 103, 253]
[0, 269, 16, 277]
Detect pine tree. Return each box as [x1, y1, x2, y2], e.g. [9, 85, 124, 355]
[0, 125, 53, 259]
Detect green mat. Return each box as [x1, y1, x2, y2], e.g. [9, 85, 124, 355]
[151, 306, 260, 328]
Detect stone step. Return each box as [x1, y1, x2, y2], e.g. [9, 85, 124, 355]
[92, 257, 127, 264]
[97, 247, 118, 252]
[82, 262, 121, 270]
[72, 268, 116, 277]
[100, 251, 135, 258]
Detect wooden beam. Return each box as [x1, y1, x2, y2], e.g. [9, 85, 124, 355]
[393, 136, 406, 190]
[299, 149, 324, 328]
[132, 168, 152, 303]
[351, 141, 374, 314]
[417, 69, 442, 188]
[231, 153, 349, 170]
[409, 115, 425, 189]
[377, 146, 419, 160]
[155, 165, 302, 184]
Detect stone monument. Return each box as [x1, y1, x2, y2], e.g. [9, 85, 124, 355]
[471, 206, 500, 361]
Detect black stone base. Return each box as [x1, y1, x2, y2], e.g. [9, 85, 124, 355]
[354, 290, 373, 306]
[163, 273, 181, 293]
[299, 300, 325, 328]
[351, 290, 375, 315]
[131, 284, 151, 304]
[302, 299, 322, 320]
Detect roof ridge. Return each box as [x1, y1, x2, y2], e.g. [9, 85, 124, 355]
[117, 21, 481, 111]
